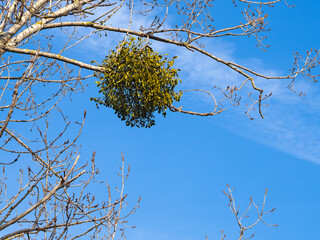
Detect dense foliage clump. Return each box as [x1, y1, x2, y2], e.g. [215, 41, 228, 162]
[91, 36, 182, 128]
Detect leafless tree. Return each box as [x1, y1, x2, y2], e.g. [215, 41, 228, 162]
[0, 0, 318, 239]
[220, 185, 277, 240]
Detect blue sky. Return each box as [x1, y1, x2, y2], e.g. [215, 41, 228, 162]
[4, 0, 317, 239]
[64, 0, 320, 240]
[65, 1, 320, 239]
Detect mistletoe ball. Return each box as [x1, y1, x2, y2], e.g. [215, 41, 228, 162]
[91, 36, 182, 128]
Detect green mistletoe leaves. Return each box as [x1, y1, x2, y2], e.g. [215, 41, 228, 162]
[91, 36, 182, 128]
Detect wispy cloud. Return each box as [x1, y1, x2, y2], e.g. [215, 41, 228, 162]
[170, 40, 320, 164]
